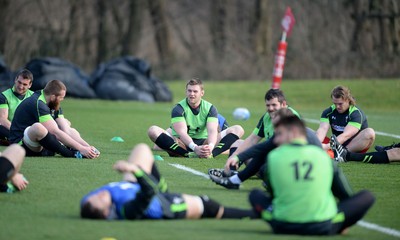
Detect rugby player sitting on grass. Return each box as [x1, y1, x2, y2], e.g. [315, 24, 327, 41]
[331, 135, 400, 164]
[226, 89, 299, 166]
[0, 144, 28, 193]
[148, 78, 243, 158]
[80, 143, 258, 220]
[209, 108, 321, 189]
[249, 115, 375, 235]
[0, 69, 35, 145]
[9, 80, 99, 159]
[316, 85, 375, 153]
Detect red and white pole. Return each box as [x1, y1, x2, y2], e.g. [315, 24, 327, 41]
[271, 7, 295, 89]
[271, 32, 288, 89]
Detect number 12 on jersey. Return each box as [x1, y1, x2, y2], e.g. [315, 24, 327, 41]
[291, 161, 313, 181]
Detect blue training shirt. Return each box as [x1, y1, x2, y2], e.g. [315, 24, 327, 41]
[80, 181, 163, 219]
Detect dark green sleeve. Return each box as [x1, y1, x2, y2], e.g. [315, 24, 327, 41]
[331, 162, 354, 200]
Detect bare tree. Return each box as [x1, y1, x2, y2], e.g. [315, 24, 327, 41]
[121, 0, 143, 56]
[210, 0, 227, 58]
[0, 0, 10, 56]
[147, 0, 173, 70]
[96, 0, 108, 65]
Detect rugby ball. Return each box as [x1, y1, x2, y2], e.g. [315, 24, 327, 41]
[233, 108, 250, 121]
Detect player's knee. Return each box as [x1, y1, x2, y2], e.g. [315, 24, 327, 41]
[147, 125, 162, 140]
[229, 125, 244, 137]
[30, 123, 48, 136]
[365, 128, 375, 140]
[200, 195, 221, 218]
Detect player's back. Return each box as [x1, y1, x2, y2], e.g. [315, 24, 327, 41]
[267, 140, 337, 223]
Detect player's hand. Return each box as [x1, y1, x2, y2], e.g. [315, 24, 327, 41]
[113, 161, 139, 173]
[225, 156, 239, 172]
[11, 173, 29, 191]
[201, 145, 212, 158]
[79, 146, 97, 159]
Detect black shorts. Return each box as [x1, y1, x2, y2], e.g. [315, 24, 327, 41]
[268, 219, 342, 236]
[0, 156, 15, 184]
[158, 193, 187, 219]
[21, 142, 55, 157]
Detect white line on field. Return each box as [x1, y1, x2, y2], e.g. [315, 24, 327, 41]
[304, 118, 400, 139]
[168, 163, 210, 179]
[168, 162, 400, 238]
[357, 221, 400, 238]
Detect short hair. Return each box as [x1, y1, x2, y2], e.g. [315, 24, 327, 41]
[265, 89, 286, 103]
[272, 108, 295, 119]
[273, 115, 307, 136]
[80, 201, 106, 219]
[331, 85, 356, 105]
[15, 69, 33, 82]
[186, 78, 203, 90]
[43, 80, 66, 96]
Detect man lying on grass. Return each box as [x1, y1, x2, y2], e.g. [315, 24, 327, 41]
[80, 143, 258, 220]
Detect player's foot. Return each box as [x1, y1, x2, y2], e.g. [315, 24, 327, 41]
[330, 135, 347, 163]
[375, 142, 400, 152]
[208, 168, 238, 178]
[209, 175, 240, 190]
[187, 152, 198, 158]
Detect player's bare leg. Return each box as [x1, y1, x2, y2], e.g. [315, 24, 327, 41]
[345, 128, 375, 152]
[387, 148, 400, 162]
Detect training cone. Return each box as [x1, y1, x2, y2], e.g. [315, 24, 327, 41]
[111, 136, 124, 142]
[154, 155, 164, 161]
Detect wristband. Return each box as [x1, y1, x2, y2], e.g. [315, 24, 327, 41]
[188, 142, 197, 151]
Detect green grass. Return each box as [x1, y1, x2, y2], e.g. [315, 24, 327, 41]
[0, 79, 399, 240]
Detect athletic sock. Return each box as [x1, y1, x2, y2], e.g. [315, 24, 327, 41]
[154, 133, 189, 157]
[212, 133, 239, 157]
[228, 147, 237, 157]
[229, 174, 242, 184]
[38, 133, 75, 157]
[221, 207, 259, 219]
[347, 151, 390, 164]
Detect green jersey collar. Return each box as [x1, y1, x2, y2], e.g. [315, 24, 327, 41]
[39, 90, 47, 104]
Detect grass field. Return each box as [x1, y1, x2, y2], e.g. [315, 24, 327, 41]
[0, 79, 399, 240]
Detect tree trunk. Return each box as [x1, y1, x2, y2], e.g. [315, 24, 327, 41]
[0, 0, 10, 56]
[96, 0, 108, 65]
[252, 0, 270, 56]
[210, 0, 227, 59]
[148, 0, 172, 70]
[122, 0, 143, 56]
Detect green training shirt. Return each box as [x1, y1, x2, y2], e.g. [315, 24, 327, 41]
[266, 139, 337, 223]
[0, 87, 34, 121]
[171, 98, 218, 139]
[252, 107, 299, 140]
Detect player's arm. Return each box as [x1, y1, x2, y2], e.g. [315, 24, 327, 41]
[0, 95, 11, 129]
[331, 162, 354, 200]
[56, 117, 90, 147]
[40, 119, 95, 158]
[206, 106, 219, 149]
[0, 108, 10, 129]
[115, 163, 158, 219]
[225, 133, 262, 169]
[336, 109, 363, 144]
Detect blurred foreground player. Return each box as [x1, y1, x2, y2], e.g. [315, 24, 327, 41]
[81, 143, 258, 220]
[0, 144, 28, 193]
[249, 116, 375, 235]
